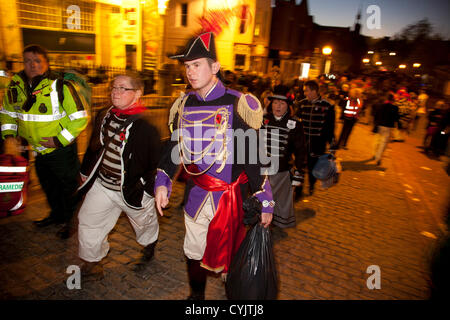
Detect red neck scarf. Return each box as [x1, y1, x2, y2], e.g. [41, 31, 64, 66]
[188, 165, 248, 274]
[111, 100, 146, 116]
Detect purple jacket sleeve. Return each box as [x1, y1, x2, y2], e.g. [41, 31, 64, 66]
[155, 169, 173, 198]
[253, 176, 274, 214]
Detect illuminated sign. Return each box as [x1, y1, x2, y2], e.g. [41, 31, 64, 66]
[66, 5, 81, 30]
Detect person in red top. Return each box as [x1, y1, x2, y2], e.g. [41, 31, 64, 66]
[337, 88, 362, 149]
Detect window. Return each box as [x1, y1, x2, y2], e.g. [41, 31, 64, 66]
[254, 24, 260, 37]
[181, 3, 188, 27]
[17, 0, 95, 32]
[239, 5, 249, 34]
[235, 54, 246, 68]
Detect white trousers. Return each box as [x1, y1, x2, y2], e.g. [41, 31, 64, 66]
[78, 179, 159, 262]
[184, 196, 215, 261]
[374, 125, 392, 161]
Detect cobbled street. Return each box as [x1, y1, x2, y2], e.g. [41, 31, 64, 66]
[0, 121, 448, 300]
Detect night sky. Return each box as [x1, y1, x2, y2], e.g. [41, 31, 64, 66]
[307, 0, 450, 39]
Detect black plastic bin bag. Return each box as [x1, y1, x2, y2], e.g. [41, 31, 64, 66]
[225, 218, 278, 300]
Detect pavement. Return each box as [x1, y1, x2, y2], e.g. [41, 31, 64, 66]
[0, 119, 448, 301]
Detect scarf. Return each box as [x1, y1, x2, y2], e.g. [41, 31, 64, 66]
[111, 100, 146, 116]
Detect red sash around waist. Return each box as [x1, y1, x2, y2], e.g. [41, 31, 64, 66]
[189, 165, 248, 273]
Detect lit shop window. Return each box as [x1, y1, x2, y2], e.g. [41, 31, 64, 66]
[17, 0, 94, 32]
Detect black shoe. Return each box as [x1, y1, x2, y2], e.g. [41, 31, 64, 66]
[294, 186, 303, 202]
[133, 240, 157, 273]
[186, 259, 206, 300]
[34, 216, 62, 228]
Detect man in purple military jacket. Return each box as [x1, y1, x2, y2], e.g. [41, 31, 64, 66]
[154, 32, 274, 300]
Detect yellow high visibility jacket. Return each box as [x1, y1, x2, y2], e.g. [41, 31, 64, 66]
[0, 70, 89, 155]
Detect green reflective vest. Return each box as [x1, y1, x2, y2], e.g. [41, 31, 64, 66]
[0, 71, 89, 155]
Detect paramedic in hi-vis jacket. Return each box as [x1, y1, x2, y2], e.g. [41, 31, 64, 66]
[0, 44, 89, 239]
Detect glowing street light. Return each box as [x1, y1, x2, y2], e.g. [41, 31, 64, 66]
[158, 0, 169, 15]
[362, 58, 370, 64]
[413, 63, 421, 68]
[322, 46, 332, 55]
[322, 46, 332, 74]
[368, 51, 374, 54]
[389, 52, 396, 56]
[375, 61, 382, 65]
[399, 64, 406, 69]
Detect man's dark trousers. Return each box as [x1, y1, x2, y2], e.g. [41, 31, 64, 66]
[307, 153, 320, 192]
[338, 118, 356, 147]
[35, 143, 81, 224]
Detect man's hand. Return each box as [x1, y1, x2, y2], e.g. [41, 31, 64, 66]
[40, 136, 59, 148]
[260, 212, 272, 228]
[155, 186, 169, 216]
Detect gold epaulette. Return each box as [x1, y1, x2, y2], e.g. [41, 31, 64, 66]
[168, 92, 188, 133]
[237, 93, 263, 129]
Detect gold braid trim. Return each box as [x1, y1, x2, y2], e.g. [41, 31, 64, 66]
[237, 93, 263, 129]
[168, 92, 188, 132]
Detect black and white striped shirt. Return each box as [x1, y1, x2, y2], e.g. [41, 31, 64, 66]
[99, 114, 127, 191]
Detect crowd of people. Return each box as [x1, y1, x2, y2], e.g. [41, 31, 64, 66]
[222, 67, 450, 161]
[1, 35, 449, 301]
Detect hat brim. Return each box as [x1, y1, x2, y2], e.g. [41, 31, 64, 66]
[169, 53, 202, 61]
[268, 94, 288, 100]
[268, 95, 292, 104]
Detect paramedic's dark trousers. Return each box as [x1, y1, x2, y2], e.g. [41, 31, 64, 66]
[35, 143, 81, 224]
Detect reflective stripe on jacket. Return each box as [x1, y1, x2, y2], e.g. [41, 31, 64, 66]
[0, 71, 89, 155]
[343, 98, 361, 118]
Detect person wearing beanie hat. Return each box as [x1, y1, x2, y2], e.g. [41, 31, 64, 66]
[262, 84, 307, 228]
[155, 32, 274, 300]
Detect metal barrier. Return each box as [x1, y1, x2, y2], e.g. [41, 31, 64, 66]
[91, 94, 174, 141]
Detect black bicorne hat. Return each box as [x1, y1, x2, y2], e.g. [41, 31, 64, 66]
[268, 85, 294, 104]
[170, 32, 217, 62]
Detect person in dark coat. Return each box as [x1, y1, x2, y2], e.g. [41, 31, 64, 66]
[262, 85, 307, 228]
[372, 93, 399, 166]
[77, 72, 162, 280]
[296, 80, 336, 195]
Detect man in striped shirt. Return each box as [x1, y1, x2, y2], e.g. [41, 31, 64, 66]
[77, 73, 162, 279]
